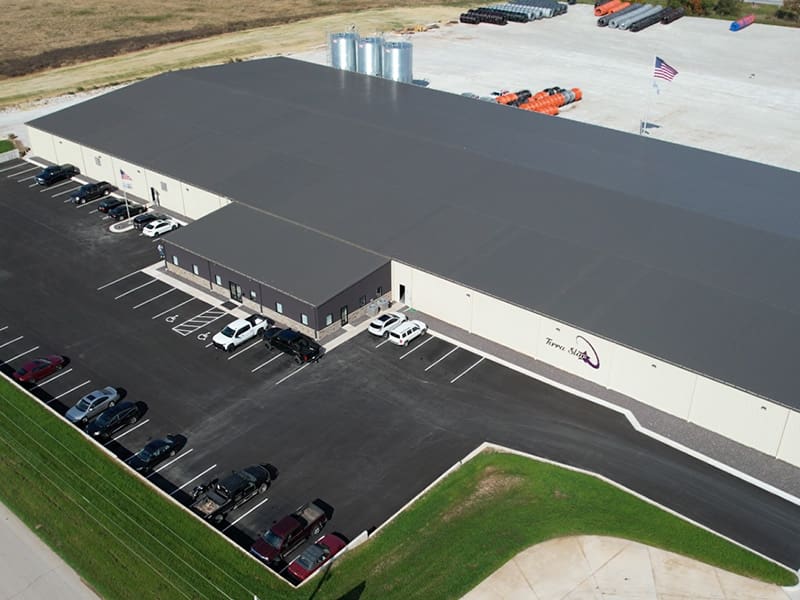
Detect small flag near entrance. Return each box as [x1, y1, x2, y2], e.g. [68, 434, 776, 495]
[653, 57, 679, 82]
[120, 169, 133, 189]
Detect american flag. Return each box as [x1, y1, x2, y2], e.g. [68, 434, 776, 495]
[120, 169, 133, 189]
[653, 57, 678, 82]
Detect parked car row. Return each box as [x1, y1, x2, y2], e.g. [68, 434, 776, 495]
[368, 311, 428, 346]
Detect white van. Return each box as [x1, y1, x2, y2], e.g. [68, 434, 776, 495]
[387, 320, 427, 346]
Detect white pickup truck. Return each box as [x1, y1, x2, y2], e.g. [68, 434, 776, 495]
[212, 315, 271, 351]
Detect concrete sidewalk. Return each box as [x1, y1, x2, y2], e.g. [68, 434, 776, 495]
[0, 501, 98, 600]
[463, 536, 796, 600]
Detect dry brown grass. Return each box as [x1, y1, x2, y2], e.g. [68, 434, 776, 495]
[442, 465, 524, 522]
[1, 0, 464, 75]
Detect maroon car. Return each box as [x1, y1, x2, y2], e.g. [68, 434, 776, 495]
[250, 500, 328, 566]
[286, 533, 347, 582]
[13, 355, 66, 384]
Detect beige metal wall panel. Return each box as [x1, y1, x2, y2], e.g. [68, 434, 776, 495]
[51, 136, 86, 172]
[27, 127, 56, 161]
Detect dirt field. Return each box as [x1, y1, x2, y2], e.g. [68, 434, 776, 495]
[0, 5, 466, 108]
[0, 1, 464, 78]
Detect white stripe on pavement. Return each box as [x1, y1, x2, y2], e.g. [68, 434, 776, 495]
[424, 346, 458, 372]
[151, 449, 194, 476]
[6, 166, 36, 177]
[450, 357, 484, 384]
[97, 269, 141, 290]
[0, 163, 26, 173]
[151, 297, 195, 319]
[375, 338, 391, 348]
[29, 368, 73, 389]
[251, 353, 283, 373]
[0, 326, 7, 332]
[221, 496, 271, 532]
[108, 419, 150, 443]
[0, 335, 24, 349]
[17, 175, 35, 183]
[227, 340, 262, 360]
[39, 179, 73, 191]
[170, 464, 218, 496]
[113, 278, 157, 300]
[54, 186, 80, 198]
[399, 335, 433, 360]
[7, 346, 39, 362]
[133, 287, 175, 309]
[51, 380, 91, 401]
[275, 364, 308, 385]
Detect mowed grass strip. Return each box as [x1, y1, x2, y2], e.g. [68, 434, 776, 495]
[0, 139, 14, 152]
[0, 380, 288, 600]
[0, 377, 795, 600]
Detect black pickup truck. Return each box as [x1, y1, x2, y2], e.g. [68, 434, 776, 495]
[263, 327, 323, 364]
[190, 464, 271, 524]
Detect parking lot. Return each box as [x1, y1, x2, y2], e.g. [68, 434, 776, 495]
[2, 157, 800, 574]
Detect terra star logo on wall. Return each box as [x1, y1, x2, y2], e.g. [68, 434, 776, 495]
[545, 334, 600, 370]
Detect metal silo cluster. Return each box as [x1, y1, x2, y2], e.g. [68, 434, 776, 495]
[460, 0, 569, 25]
[594, 0, 684, 31]
[328, 32, 413, 83]
[495, 86, 582, 116]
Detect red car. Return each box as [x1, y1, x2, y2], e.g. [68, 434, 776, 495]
[13, 355, 66, 384]
[286, 533, 347, 582]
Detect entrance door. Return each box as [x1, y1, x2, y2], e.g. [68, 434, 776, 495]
[229, 281, 242, 302]
[340, 305, 349, 325]
[399, 284, 406, 303]
[150, 187, 161, 206]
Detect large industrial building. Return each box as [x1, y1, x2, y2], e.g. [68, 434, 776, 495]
[26, 57, 800, 468]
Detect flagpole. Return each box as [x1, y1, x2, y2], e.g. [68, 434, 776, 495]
[640, 59, 657, 136]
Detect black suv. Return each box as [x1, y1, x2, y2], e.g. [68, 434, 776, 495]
[87, 401, 142, 441]
[69, 181, 116, 204]
[35, 164, 80, 186]
[109, 202, 147, 221]
[263, 327, 323, 363]
[133, 212, 166, 231]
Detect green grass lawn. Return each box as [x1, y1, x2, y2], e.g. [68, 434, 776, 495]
[0, 378, 794, 600]
[0, 139, 15, 153]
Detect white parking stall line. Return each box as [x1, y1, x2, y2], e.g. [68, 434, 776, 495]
[151, 297, 195, 319]
[113, 278, 157, 300]
[107, 419, 150, 443]
[424, 346, 459, 372]
[0, 326, 7, 332]
[375, 338, 391, 348]
[54, 186, 80, 198]
[275, 364, 308, 386]
[6, 166, 36, 177]
[7, 346, 40, 362]
[0, 162, 26, 173]
[450, 357, 485, 384]
[0, 335, 24, 349]
[172, 307, 228, 336]
[150, 449, 195, 476]
[133, 287, 175, 309]
[17, 175, 35, 183]
[399, 335, 433, 360]
[39, 179, 73, 192]
[29, 368, 73, 390]
[169, 464, 218, 496]
[28, 182, 39, 188]
[51, 380, 91, 401]
[251, 353, 283, 373]
[97, 269, 141, 290]
[228, 340, 262, 360]
[205, 342, 214, 348]
[221, 496, 271, 532]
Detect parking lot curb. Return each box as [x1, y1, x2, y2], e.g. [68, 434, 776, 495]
[427, 328, 800, 509]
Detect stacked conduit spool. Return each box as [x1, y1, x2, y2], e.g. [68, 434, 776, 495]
[460, 0, 568, 24]
[497, 87, 582, 116]
[595, 0, 681, 29]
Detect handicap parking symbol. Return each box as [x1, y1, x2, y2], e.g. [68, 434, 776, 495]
[197, 331, 210, 341]
[165, 314, 178, 323]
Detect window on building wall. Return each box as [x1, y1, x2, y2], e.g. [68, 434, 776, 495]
[172, 255, 179, 266]
[301, 313, 309, 326]
[325, 314, 333, 326]
[94, 156, 102, 167]
[250, 290, 257, 301]
[160, 181, 168, 192]
[192, 264, 199, 275]
[275, 302, 284, 314]
[376, 286, 383, 296]
[359, 295, 367, 306]
[214, 275, 222, 286]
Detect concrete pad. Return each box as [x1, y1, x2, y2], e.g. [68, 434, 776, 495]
[463, 536, 791, 600]
[0, 502, 98, 600]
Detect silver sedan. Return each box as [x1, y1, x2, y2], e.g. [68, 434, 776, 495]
[65, 386, 120, 425]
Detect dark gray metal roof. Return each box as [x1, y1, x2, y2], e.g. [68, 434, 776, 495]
[28, 57, 800, 408]
[165, 203, 387, 306]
